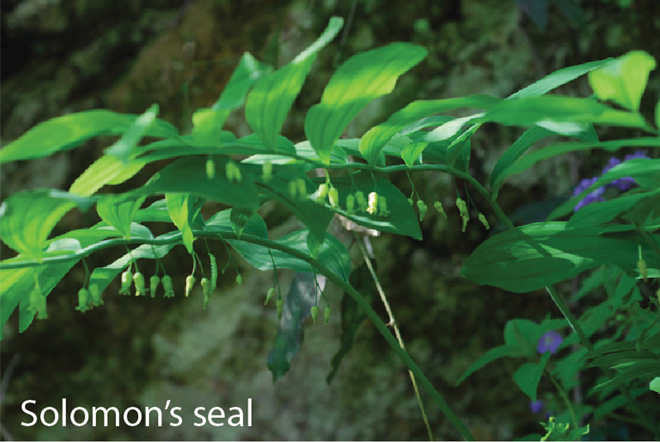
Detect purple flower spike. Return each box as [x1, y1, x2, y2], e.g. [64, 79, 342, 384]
[537, 331, 563, 354]
[530, 400, 544, 414]
[573, 177, 606, 211]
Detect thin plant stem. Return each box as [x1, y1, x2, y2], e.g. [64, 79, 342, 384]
[355, 233, 435, 441]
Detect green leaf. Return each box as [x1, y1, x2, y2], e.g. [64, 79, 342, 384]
[0, 109, 177, 164]
[401, 141, 429, 167]
[205, 209, 268, 239]
[136, 156, 260, 209]
[96, 194, 146, 240]
[245, 17, 343, 150]
[462, 222, 660, 293]
[228, 230, 351, 283]
[0, 190, 76, 261]
[306, 42, 428, 163]
[568, 189, 660, 228]
[229, 208, 254, 238]
[456, 345, 525, 385]
[327, 173, 422, 240]
[513, 353, 550, 402]
[509, 58, 614, 99]
[165, 194, 202, 253]
[498, 137, 660, 192]
[105, 104, 159, 162]
[650, 377, 660, 394]
[484, 96, 649, 128]
[267, 273, 319, 380]
[211, 51, 272, 115]
[360, 95, 499, 166]
[69, 155, 146, 196]
[588, 50, 657, 112]
[191, 108, 229, 146]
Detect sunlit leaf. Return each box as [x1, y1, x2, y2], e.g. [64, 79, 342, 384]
[246, 17, 343, 150]
[105, 104, 159, 162]
[0, 190, 76, 261]
[588, 50, 656, 112]
[70, 155, 146, 196]
[0, 110, 177, 164]
[305, 42, 427, 163]
[96, 194, 146, 240]
[166, 194, 202, 253]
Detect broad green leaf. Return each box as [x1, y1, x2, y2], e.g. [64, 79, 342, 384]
[588, 50, 656, 112]
[267, 273, 319, 380]
[490, 123, 598, 196]
[0, 190, 76, 261]
[401, 141, 429, 167]
[205, 209, 268, 239]
[229, 208, 254, 238]
[105, 104, 159, 162]
[456, 345, 524, 385]
[513, 353, 550, 402]
[88, 237, 177, 297]
[650, 377, 660, 394]
[509, 58, 614, 99]
[462, 222, 660, 293]
[191, 108, 228, 146]
[359, 95, 500, 166]
[0, 110, 177, 163]
[484, 96, 649, 128]
[215, 52, 272, 111]
[498, 137, 660, 190]
[96, 194, 146, 240]
[246, 17, 343, 150]
[328, 173, 422, 240]
[258, 172, 334, 242]
[306, 42, 428, 163]
[591, 360, 660, 395]
[568, 189, 660, 227]
[70, 155, 146, 196]
[166, 194, 202, 253]
[136, 156, 260, 209]
[553, 347, 588, 391]
[228, 230, 351, 283]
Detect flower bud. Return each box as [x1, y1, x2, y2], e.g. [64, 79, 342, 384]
[265, 287, 275, 305]
[201, 277, 212, 297]
[346, 194, 355, 214]
[355, 191, 368, 211]
[29, 289, 48, 320]
[311, 305, 319, 323]
[456, 197, 469, 232]
[150, 276, 160, 298]
[323, 306, 331, 324]
[367, 192, 378, 215]
[185, 275, 196, 297]
[162, 275, 175, 298]
[297, 179, 307, 198]
[378, 196, 389, 216]
[276, 299, 284, 319]
[206, 158, 215, 179]
[89, 284, 103, 306]
[133, 272, 146, 297]
[408, 197, 414, 206]
[433, 201, 447, 219]
[226, 161, 242, 183]
[417, 200, 427, 221]
[236, 274, 242, 286]
[288, 181, 298, 199]
[328, 187, 339, 208]
[478, 213, 490, 230]
[638, 258, 648, 282]
[120, 270, 132, 295]
[262, 161, 273, 182]
[76, 288, 90, 313]
[316, 183, 329, 203]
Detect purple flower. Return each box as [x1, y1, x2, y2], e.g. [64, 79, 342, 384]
[572, 151, 649, 212]
[530, 400, 544, 414]
[537, 331, 563, 354]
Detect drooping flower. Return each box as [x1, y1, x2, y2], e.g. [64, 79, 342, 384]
[530, 400, 544, 414]
[537, 330, 563, 354]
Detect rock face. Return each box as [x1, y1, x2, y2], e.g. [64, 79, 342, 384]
[1, 0, 659, 440]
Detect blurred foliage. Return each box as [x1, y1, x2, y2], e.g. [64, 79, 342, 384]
[1, 0, 659, 439]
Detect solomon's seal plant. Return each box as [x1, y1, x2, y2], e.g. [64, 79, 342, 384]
[1, 17, 659, 440]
